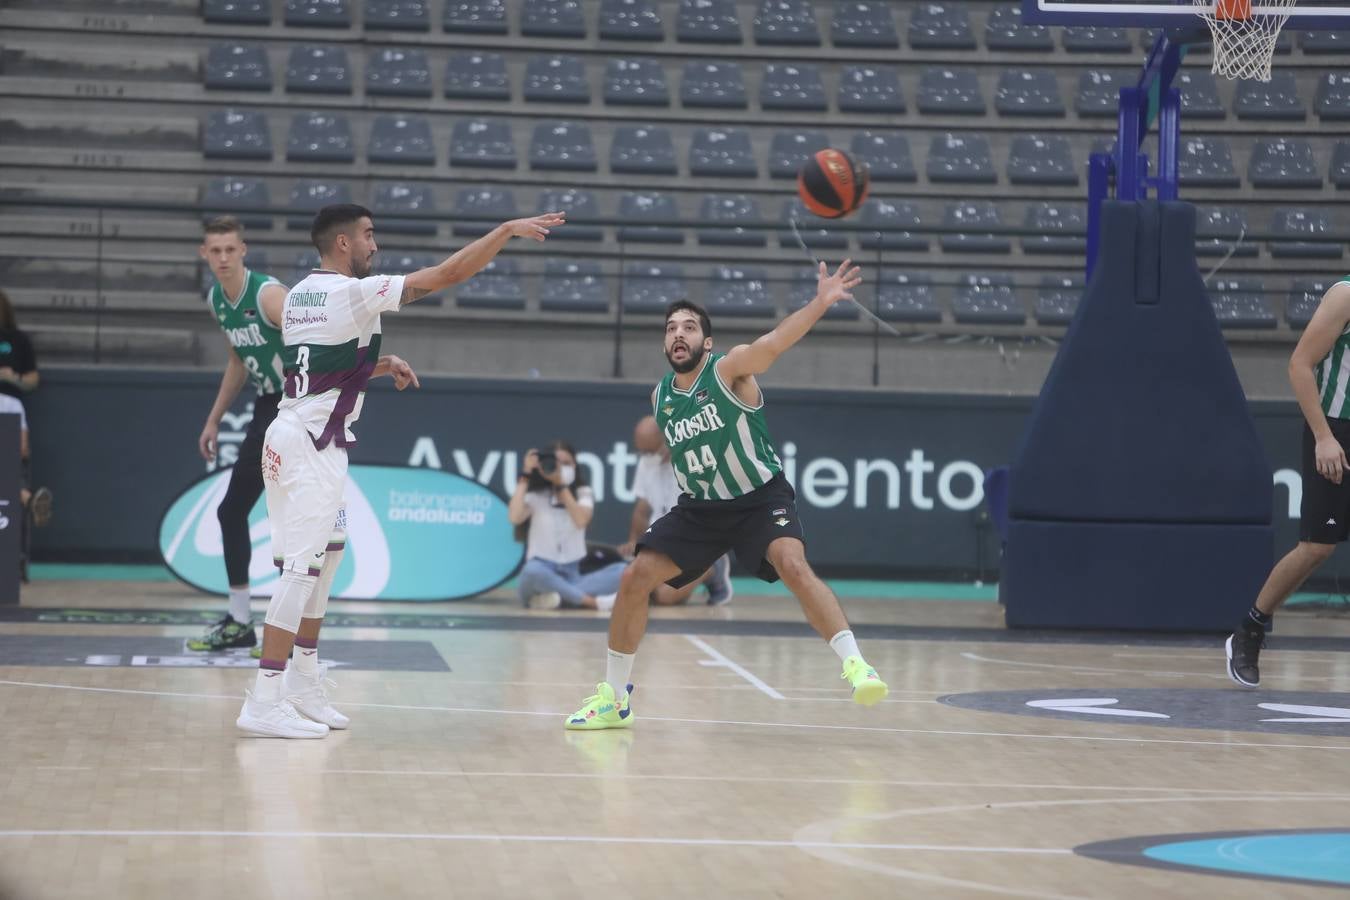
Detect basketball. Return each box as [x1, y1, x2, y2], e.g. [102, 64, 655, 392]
[796, 148, 870, 219]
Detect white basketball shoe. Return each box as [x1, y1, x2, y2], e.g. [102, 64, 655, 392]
[285, 664, 350, 730]
[236, 691, 329, 739]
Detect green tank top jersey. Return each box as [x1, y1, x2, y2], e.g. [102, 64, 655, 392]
[208, 269, 285, 396]
[1315, 277, 1350, 419]
[654, 353, 784, 501]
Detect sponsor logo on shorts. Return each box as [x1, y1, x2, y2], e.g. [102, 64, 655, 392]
[774, 517, 790, 527]
[263, 445, 282, 483]
[771, 508, 787, 516]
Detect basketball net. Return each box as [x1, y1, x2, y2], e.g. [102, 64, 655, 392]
[1194, 0, 1298, 81]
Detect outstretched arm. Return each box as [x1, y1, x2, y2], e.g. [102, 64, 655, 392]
[717, 259, 862, 380]
[400, 212, 565, 305]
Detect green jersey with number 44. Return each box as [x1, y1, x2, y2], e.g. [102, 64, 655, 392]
[208, 269, 284, 396]
[655, 353, 783, 501]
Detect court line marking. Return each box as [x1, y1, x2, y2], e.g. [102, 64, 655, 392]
[962, 651, 1347, 685]
[4, 678, 1350, 752]
[683, 635, 784, 699]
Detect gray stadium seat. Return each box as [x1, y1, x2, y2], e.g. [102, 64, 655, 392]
[524, 55, 590, 104]
[285, 0, 351, 27]
[287, 180, 352, 229]
[452, 187, 519, 237]
[851, 131, 916, 182]
[1178, 70, 1225, 119]
[760, 63, 827, 111]
[689, 128, 757, 177]
[877, 272, 940, 323]
[203, 178, 272, 229]
[541, 260, 609, 313]
[1008, 135, 1077, 185]
[1301, 30, 1350, 53]
[952, 274, 1025, 325]
[204, 0, 271, 24]
[995, 70, 1064, 117]
[858, 199, 926, 252]
[622, 262, 686, 313]
[293, 250, 322, 282]
[538, 187, 603, 240]
[456, 258, 525, 310]
[617, 191, 683, 244]
[1248, 138, 1320, 188]
[378, 253, 442, 304]
[1270, 209, 1341, 259]
[1022, 202, 1086, 255]
[445, 52, 510, 101]
[838, 66, 905, 114]
[768, 130, 829, 178]
[984, 4, 1052, 51]
[599, 0, 665, 40]
[1179, 137, 1238, 187]
[204, 44, 272, 91]
[681, 61, 747, 109]
[908, 3, 975, 50]
[1210, 278, 1275, 329]
[831, 2, 897, 48]
[203, 109, 272, 160]
[522, 0, 586, 37]
[697, 194, 766, 246]
[444, 0, 507, 33]
[610, 125, 677, 174]
[787, 268, 857, 319]
[917, 67, 985, 115]
[286, 45, 351, 94]
[941, 202, 1011, 254]
[1036, 274, 1083, 326]
[677, 0, 743, 43]
[367, 48, 431, 97]
[1316, 73, 1350, 120]
[1333, 142, 1350, 188]
[605, 58, 670, 106]
[368, 115, 434, 165]
[927, 133, 996, 184]
[373, 181, 437, 235]
[778, 198, 848, 250]
[1234, 72, 1305, 120]
[1287, 279, 1332, 328]
[1062, 25, 1132, 52]
[529, 121, 597, 171]
[754, 0, 820, 46]
[1075, 70, 1129, 117]
[450, 119, 516, 168]
[365, 0, 429, 30]
[708, 266, 774, 317]
[1195, 206, 1256, 258]
[287, 112, 354, 162]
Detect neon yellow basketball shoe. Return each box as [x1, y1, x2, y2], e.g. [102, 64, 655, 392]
[842, 656, 888, 707]
[564, 682, 634, 730]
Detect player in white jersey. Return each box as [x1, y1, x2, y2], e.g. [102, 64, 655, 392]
[237, 202, 565, 738]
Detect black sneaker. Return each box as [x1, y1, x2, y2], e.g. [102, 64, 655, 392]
[1225, 624, 1264, 689]
[186, 615, 258, 652]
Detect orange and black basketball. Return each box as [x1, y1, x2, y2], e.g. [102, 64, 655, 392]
[796, 148, 870, 219]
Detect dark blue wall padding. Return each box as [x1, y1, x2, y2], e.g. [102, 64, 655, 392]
[1004, 200, 1273, 630]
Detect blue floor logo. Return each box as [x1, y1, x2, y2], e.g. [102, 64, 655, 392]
[1076, 829, 1350, 888]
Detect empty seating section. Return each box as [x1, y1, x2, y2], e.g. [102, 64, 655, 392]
[365, 0, 430, 31]
[287, 180, 352, 229]
[541, 259, 609, 312]
[677, 0, 742, 43]
[285, 0, 351, 28]
[444, 0, 508, 33]
[368, 115, 435, 165]
[204, 44, 271, 91]
[754, 0, 820, 46]
[689, 129, 757, 177]
[838, 67, 905, 114]
[286, 45, 351, 94]
[917, 68, 985, 115]
[681, 62, 746, 108]
[606, 58, 669, 106]
[599, 0, 664, 41]
[698, 194, 766, 246]
[523, 55, 590, 103]
[452, 188, 519, 236]
[445, 53, 510, 100]
[707, 266, 773, 317]
[611, 126, 677, 174]
[373, 182, 437, 234]
[521, 0, 586, 37]
[530, 121, 596, 171]
[368, 49, 431, 97]
[451, 119, 515, 167]
[760, 64, 827, 111]
[769, 131, 827, 178]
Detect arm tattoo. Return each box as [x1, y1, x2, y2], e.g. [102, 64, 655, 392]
[400, 284, 430, 306]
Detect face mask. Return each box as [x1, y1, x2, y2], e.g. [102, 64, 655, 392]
[558, 465, 576, 486]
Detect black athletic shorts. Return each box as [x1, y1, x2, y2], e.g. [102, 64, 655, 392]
[1299, 417, 1350, 544]
[636, 473, 805, 589]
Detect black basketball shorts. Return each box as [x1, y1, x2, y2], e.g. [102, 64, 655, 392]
[1299, 417, 1350, 544]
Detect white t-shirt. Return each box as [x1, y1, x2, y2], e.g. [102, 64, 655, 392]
[524, 484, 595, 564]
[278, 269, 405, 448]
[632, 452, 681, 525]
[0, 395, 26, 432]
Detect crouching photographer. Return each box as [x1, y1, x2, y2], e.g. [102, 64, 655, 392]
[509, 440, 626, 611]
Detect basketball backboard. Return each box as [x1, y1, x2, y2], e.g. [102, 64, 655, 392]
[1022, 0, 1350, 28]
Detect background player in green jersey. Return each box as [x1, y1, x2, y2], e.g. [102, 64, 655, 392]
[566, 260, 888, 729]
[1227, 278, 1350, 688]
[188, 216, 287, 654]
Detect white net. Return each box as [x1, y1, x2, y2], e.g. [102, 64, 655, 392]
[1194, 0, 1299, 81]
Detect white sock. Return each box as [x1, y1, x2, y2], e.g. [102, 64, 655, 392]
[605, 648, 635, 698]
[594, 593, 616, 612]
[292, 634, 320, 676]
[252, 665, 284, 702]
[228, 587, 252, 623]
[829, 629, 862, 663]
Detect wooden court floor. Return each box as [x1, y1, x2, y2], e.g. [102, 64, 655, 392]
[2, 580, 1349, 899]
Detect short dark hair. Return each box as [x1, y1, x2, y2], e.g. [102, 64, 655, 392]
[203, 215, 243, 239]
[311, 204, 374, 253]
[665, 299, 712, 339]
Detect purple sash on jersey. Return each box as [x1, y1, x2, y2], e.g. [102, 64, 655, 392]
[283, 345, 378, 450]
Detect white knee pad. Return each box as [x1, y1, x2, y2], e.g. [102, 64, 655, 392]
[264, 571, 317, 633]
[304, 546, 343, 620]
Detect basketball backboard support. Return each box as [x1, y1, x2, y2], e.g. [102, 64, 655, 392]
[1022, 0, 1350, 28]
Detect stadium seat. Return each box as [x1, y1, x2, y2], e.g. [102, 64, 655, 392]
[443, 0, 507, 33]
[1301, 30, 1350, 53]
[203, 109, 272, 159]
[681, 61, 747, 108]
[952, 274, 1025, 324]
[927, 133, 996, 184]
[202, 178, 272, 229]
[1008, 134, 1077, 185]
[754, 0, 820, 45]
[1270, 209, 1342, 259]
[204, 0, 271, 24]
[373, 181, 437, 235]
[617, 191, 683, 244]
[537, 187, 603, 240]
[1178, 137, 1239, 187]
[368, 115, 434, 165]
[1022, 202, 1087, 255]
[1035, 274, 1083, 326]
[995, 70, 1064, 117]
[604, 58, 670, 106]
[1333, 141, 1350, 188]
[376, 252, 441, 303]
[850, 131, 916, 182]
[610, 125, 677, 174]
[529, 120, 596, 171]
[293, 250, 322, 282]
[1194, 206, 1257, 258]
[858, 199, 926, 251]
[599, 0, 665, 40]
[1075, 70, 1130, 117]
[365, 0, 429, 30]
[877, 272, 941, 323]
[367, 48, 431, 97]
[941, 202, 1011, 254]
[909, 3, 975, 49]
[456, 258, 525, 310]
[285, 0, 351, 28]
[1210, 278, 1276, 329]
[521, 0, 586, 37]
[1234, 72, 1305, 120]
[676, 0, 743, 43]
[1178, 70, 1225, 119]
[916, 67, 985, 115]
[1287, 279, 1332, 328]
[450, 119, 516, 168]
[786, 268, 857, 319]
[204, 44, 272, 91]
[1316, 73, 1350, 120]
[760, 63, 827, 111]
[1248, 138, 1321, 188]
[452, 188, 519, 238]
[689, 128, 757, 177]
[285, 45, 351, 94]
[445, 52, 511, 101]
[697, 194, 767, 246]
[707, 266, 774, 317]
[286, 112, 354, 162]
[778, 198, 848, 249]
[838, 66, 905, 113]
[287, 179, 352, 229]
[768, 130, 829, 178]
[541, 259, 609, 313]
[831, 1, 897, 47]
[622, 261, 686, 313]
[1062, 25, 1132, 52]
[984, 4, 1053, 51]
[524, 55, 590, 103]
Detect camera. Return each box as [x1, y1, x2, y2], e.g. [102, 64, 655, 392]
[526, 449, 559, 491]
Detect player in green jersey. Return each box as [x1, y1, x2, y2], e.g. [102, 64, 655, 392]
[566, 260, 889, 729]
